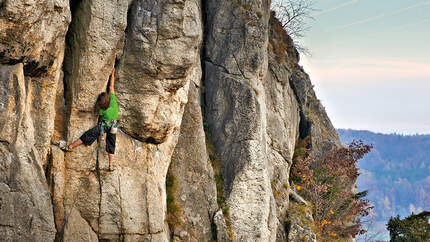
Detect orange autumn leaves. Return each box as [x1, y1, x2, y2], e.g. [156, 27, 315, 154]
[290, 140, 373, 240]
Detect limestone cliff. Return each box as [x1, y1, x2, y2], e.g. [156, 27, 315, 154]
[0, 1, 340, 241]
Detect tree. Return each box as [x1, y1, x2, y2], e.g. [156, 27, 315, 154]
[291, 140, 374, 240]
[358, 212, 391, 242]
[387, 211, 430, 241]
[270, 0, 314, 53]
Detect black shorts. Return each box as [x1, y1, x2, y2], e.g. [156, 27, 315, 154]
[80, 125, 116, 154]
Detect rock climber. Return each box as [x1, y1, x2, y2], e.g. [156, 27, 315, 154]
[61, 67, 118, 171]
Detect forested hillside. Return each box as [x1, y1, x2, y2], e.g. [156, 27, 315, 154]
[338, 129, 430, 237]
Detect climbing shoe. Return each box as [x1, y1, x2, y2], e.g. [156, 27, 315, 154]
[60, 146, 73, 152]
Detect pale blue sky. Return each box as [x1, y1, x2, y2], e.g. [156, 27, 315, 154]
[299, 0, 430, 134]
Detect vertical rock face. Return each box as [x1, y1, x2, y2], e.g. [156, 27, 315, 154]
[265, 16, 301, 226]
[267, 14, 340, 242]
[117, 0, 202, 143]
[289, 63, 341, 157]
[63, 0, 129, 137]
[169, 80, 218, 241]
[202, 6, 340, 241]
[1, 1, 342, 241]
[0, 64, 56, 241]
[0, 0, 70, 241]
[203, 0, 280, 240]
[49, 0, 203, 241]
[52, 1, 130, 240]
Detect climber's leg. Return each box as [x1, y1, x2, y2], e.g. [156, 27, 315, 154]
[61, 125, 101, 152]
[69, 139, 83, 149]
[108, 154, 115, 171]
[106, 130, 116, 171]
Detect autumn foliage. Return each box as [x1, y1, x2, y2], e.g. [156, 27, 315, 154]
[291, 140, 374, 240]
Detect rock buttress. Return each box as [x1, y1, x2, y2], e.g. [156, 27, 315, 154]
[49, 0, 203, 241]
[267, 12, 341, 242]
[203, 4, 341, 241]
[169, 76, 219, 241]
[203, 0, 279, 240]
[265, 13, 302, 241]
[0, 0, 70, 241]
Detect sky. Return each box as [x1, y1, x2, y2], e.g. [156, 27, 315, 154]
[298, 0, 430, 134]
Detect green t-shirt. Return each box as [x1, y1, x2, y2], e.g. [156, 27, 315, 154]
[99, 93, 118, 122]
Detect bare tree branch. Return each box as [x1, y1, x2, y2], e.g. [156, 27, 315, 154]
[271, 0, 315, 54]
[357, 213, 389, 242]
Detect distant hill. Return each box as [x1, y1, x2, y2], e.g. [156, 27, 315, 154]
[337, 129, 430, 238]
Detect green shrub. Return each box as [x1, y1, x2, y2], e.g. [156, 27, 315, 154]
[166, 170, 182, 233]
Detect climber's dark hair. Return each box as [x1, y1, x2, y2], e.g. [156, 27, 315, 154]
[97, 92, 110, 110]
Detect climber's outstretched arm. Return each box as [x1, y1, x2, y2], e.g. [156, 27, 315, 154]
[109, 68, 115, 94]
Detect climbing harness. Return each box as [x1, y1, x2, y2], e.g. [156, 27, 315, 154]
[111, 122, 118, 134]
[101, 120, 118, 134]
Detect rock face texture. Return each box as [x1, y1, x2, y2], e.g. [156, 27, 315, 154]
[169, 81, 218, 241]
[50, 0, 203, 241]
[0, 1, 340, 242]
[0, 0, 70, 240]
[118, 0, 202, 144]
[204, 0, 277, 240]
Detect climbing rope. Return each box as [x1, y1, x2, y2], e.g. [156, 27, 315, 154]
[57, 169, 88, 242]
[57, 134, 101, 242]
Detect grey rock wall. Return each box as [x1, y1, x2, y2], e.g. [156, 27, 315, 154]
[169, 79, 218, 241]
[202, 7, 340, 241]
[203, 0, 283, 241]
[264, 51, 301, 241]
[51, 0, 203, 240]
[1, 0, 202, 241]
[0, 63, 57, 241]
[0, 0, 70, 240]
[118, 0, 202, 144]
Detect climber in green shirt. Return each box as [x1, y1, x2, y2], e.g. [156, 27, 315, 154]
[61, 67, 118, 171]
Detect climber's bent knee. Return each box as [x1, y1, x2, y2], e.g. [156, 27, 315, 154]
[80, 125, 101, 146]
